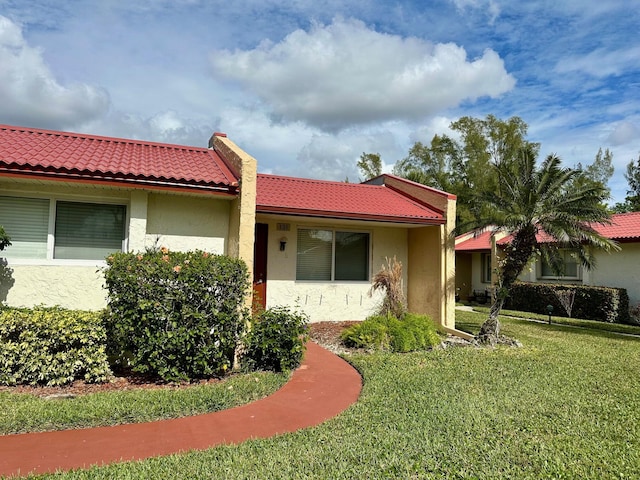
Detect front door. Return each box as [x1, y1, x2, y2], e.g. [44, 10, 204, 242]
[253, 223, 268, 312]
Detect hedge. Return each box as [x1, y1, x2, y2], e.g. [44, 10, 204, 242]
[103, 249, 250, 382]
[0, 306, 111, 386]
[504, 282, 630, 324]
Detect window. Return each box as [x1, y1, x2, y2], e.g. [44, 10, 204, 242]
[540, 250, 579, 279]
[0, 196, 126, 261]
[296, 228, 370, 281]
[0, 196, 49, 259]
[481, 253, 492, 283]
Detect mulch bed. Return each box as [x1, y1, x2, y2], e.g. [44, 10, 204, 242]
[0, 322, 359, 398]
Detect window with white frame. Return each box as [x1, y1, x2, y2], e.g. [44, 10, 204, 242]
[539, 250, 579, 279]
[0, 196, 126, 261]
[296, 228, 370, 281]
[481, 252, 492, 283]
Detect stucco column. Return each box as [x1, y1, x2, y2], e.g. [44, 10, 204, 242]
[442, 197, 456, 329]
[209, 134, 258, 308]
[128, 190, 148, 252]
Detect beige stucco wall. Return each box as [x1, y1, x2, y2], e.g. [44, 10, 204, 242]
[587, 243, 640, 306]
[4, 265, 107, 310]
[257, 217, 408, 322]
[143, 193, 230, 253]
[376, 175, 457, 331]
[1, 180, 235, 310]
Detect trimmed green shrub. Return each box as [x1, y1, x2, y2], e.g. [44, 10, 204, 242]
[504, 282, 630, 324]
[341, 316, 392, 351]
[103, 249, 250, 382]
[0, 306, 111, 386]
[341, 313, 440, 352]
[241, 306, 309, 372]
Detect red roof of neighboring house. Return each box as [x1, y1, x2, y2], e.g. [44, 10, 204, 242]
[594, 211, 640, 241]
[0, 124, 239, 194]
[455, 230, 496, 251]
[456, 212, 640, 251]
[256, 174, 445, 225]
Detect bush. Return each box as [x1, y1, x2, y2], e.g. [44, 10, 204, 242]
[242, 306, 309, 372]
[505, 282, 630, 324]
[630, 304, 640, 326]
[0, 306, 111, 386]
[103, 249, 250, 382]
[341, 313, 440, 353]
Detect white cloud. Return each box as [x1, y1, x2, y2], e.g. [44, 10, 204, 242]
[210, 17, 515, 131]
[555, 46, 640, 78]
[293, 128, 407, 181]
[608, 121, 639, 146]
[449, 0, 501, 24]
[0, 15, 109, 129]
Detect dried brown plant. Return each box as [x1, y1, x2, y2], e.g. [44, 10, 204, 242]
[370, 256, 407, 319]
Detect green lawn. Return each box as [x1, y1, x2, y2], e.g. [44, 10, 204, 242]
[0, 372, 287, 434]
[27, 310, 639, 479]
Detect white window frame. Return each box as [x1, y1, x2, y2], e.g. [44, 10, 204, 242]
[481, 252, 492, 284]
[538, 250, 581, 280]
[1, 193, 129, 266]
[295, 227, 371, 282]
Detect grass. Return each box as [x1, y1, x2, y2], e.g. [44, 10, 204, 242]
[28, 310, 640, 479]
[0, 372, 287, 434]
[472, 305, 640, 336]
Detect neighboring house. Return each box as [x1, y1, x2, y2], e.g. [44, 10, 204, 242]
[0, 124, 465, 336]
[455, 213, 640, 307]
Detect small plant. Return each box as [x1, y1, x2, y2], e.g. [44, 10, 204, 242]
[554, 288, 576, 317]
[341, 316, 392, 351]
[370, 256, 407, 319]
[341, 313, 440, 353]
[0, 306, 111, 386]
[242, 306, 309, 372]
[0, 225, 10, 251]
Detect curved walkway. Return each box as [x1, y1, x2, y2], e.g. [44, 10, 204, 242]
[0, 342, 362, 478]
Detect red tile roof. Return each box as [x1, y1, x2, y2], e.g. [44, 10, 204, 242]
[456, 212, 640, 251]
[455, 230, 496, 251]
[256, 174, 445, 224]
[0, 125, 239, 194]
[593, 211, 640, 241]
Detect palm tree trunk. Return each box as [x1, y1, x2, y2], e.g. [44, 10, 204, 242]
[477, 295, 505, 345]
[476, 227, 536, 345]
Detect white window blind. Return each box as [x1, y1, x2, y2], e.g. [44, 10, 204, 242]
[54, 201, 126, 260]
[0, 196, 49, 259]
[296, 229, 332, 280]
[296, 228, 369, 281]
[541, 251, 579, 278]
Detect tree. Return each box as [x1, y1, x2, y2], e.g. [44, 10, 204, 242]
[616, 155, 640, 212]
[393, 115, 539, 226]
[357, 152, 382, 181]
[573, 148, 614, 200]
[465, 151, 617, 345]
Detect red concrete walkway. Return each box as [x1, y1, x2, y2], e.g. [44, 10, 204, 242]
[0, 342, 362, 478]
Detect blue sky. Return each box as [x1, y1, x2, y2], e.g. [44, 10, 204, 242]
[1, 0, 638, 203]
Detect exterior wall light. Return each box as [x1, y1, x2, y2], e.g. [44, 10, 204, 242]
[279, 237, 288, 251]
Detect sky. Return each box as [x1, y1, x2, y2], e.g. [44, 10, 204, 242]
[0, 0, 638, 204]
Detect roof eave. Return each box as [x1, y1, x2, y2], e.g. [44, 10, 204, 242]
[0, 169, 239, 197]
[256, 205, 445, 225]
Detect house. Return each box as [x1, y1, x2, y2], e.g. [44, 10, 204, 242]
[0, 124, 466, 337]
[455, 213, 640, 307]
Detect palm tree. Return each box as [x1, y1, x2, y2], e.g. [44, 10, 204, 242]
[465, 151, 618, 344]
